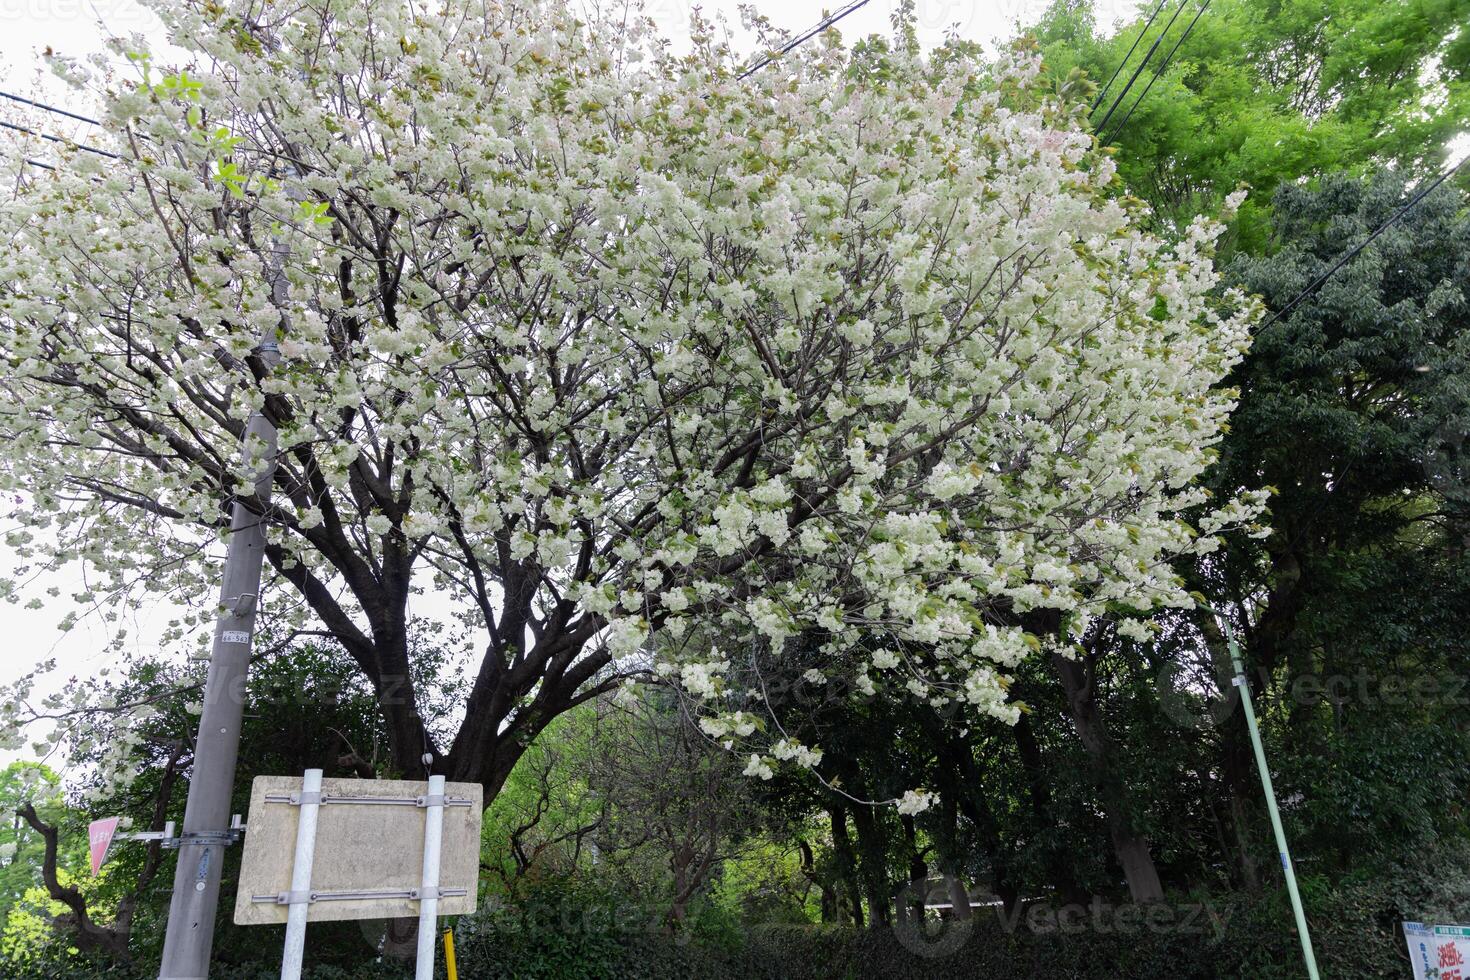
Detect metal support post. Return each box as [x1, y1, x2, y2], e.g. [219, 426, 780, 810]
[1225, 626, 1321, 979]
[280, 769, 324, 980]
[416, 774, 447, 980]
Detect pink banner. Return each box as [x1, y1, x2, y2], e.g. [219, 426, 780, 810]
[88, 817, 121, 875]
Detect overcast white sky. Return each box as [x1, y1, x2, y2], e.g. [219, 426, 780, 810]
[0, 1, 1150, 133]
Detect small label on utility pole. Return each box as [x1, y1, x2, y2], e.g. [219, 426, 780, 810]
[221, 630, 251, 645]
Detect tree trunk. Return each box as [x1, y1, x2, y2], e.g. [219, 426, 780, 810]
[1009, 703, 1089, 904]
[928, 766, 974, 920]
[799, 839, 839, 923]
[847, 794, 892, 928]
[17, 804, 131, 958]
[1108, 825, 1164, 902]
[1050, 649, 1165, 903]
[827, 804, 865, 928]
[14, 741, 185, 961]
[901, 815, 927, 886]
[1197, 612, 1263, 890]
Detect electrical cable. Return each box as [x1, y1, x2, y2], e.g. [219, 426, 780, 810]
[1257, 154, 1470, 332]
[1099, 0, 1211, 146]
[0, 90, 103, 127]
[739, 0, 873, 79]
[0, 120, 121, 160]
[1091, 0, 1170, 112]
[1093, 0, 1188, 135]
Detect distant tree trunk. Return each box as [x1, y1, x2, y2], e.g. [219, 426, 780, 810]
[847, 791, 892, 928]
[15, 740, 186, 960]
[799, 839, 840, 923]
[1009, 712, 1090, 905]
[901, 814, 928, 889]
[827, 804, 865, 928]
[1197, 613, 1263, 890]
[1049, 647, 1165, 903]
[928, 761, 974, 920]
[17, 803, 130, 957]
[895, 814, 932, 931]
[1108, 827, 1164, 903]
[380, 917, 419, 960]
[667, 835, 718, 931]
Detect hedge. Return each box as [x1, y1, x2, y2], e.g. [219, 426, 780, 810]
[7, 864, 1459, 980]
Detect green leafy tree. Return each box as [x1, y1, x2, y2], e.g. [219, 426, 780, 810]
[1011, 0, 1470, 903]
[0, 638, 416, 970]
[1032, 0, 1470, 248]
[1199, 171, 1470, 874]
[0, 766, 64, 926]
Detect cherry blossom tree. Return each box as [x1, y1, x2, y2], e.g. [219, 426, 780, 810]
[0, 0, 1262, 808]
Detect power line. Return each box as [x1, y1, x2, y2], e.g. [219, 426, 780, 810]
[1258, 154, 1470, 332]
[1091, 0, 1170, 112]
[0, 91, 120, 168]
[1092, 0, 1189, 135]
[739, 0, 873, 79]
[0, 91, 135, 170]
[0, 90, 103, 128]
[1098, 0, 1211, 146]
[0, 119, 121, 160]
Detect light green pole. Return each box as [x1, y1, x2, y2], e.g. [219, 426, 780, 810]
[1222, 621, 1320, 980]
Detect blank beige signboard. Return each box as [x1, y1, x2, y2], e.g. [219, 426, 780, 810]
[233, 776, 483, 925]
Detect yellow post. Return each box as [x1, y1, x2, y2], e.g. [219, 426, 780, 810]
[443, 928, 459, 980]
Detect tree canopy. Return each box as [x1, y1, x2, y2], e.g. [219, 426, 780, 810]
[1033, 0, 1470, 247]
[1, 0, 1258, 807]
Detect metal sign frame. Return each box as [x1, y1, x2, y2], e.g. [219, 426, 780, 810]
[235, 771, 481, 980]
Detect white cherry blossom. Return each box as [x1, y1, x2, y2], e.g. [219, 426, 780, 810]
[0, 0, 1262, 807]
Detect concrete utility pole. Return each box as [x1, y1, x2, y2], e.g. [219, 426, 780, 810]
[158, 262, 286, 979]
